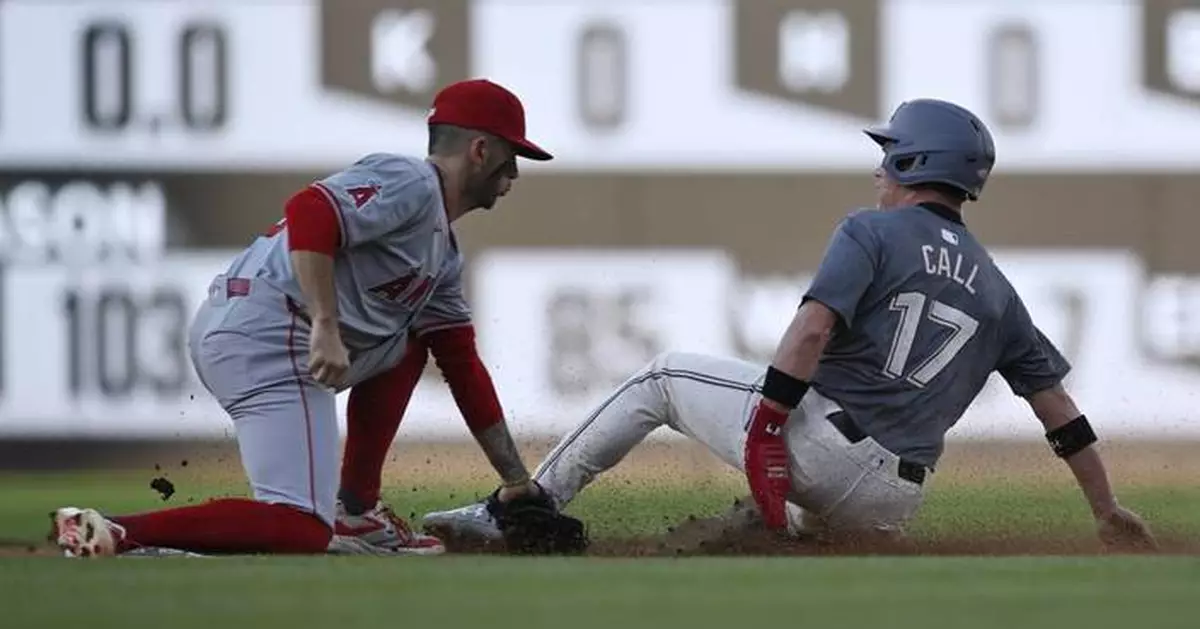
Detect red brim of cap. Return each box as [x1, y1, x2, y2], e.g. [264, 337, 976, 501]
[510, 137, 553, 161]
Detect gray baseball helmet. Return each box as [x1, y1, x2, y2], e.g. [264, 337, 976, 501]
[864, 99, 996, 201]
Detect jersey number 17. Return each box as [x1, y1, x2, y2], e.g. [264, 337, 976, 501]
[884, 291, 980, 387]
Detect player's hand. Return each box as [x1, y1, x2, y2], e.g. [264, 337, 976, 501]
[744, 400, 791, 530]
[1096, 504, 1158, 552]
[485, 481, 588, 555]
[309, 319, 350, 389]
[496, 480, 539, 503]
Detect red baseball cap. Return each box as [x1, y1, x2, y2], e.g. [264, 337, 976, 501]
[427, 79, 553, 161]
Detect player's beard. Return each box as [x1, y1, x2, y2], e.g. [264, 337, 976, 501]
[465, 166, 506, 211]
[463, 176, 499, 211]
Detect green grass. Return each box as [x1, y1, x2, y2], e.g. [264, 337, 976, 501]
[1, 472, 1197, 543]
[1, 472, 1199, 628]
[2, 555, 1199, 628]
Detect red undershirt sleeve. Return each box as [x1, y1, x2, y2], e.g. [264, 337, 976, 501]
[284, 186, 342, 255]
[422, 324, 504, 434]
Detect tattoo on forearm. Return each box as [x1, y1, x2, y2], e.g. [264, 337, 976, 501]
[476, 424, 530, 486]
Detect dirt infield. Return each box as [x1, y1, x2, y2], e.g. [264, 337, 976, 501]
[10, 438, 1197, 558]
[607, 496, 1192, 558]
[391, 438, 1200, 558]
[155, 436, 1200, 487]
[372, 437, 1200, 488]
[22, 436, 1198, 489]
[428, 493, 1197, 559]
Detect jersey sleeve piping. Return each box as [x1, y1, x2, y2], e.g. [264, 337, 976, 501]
[310, 181, 348, 249]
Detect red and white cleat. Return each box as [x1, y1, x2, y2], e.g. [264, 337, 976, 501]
[328, 500, 445, 556]
[49, 507, 125, 558]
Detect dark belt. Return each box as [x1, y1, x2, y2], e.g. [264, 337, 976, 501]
[826, 411, 926, 485]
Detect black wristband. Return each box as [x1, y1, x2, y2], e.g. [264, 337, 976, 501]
[761, 366, 810, 409]
[1046, 414, 1098, 459]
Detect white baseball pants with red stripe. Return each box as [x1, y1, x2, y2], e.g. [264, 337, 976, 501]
[188, 274, 410, 526]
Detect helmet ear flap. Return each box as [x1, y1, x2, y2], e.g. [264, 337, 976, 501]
[891, 153, 926, 174]
[883, 151, 928, 184]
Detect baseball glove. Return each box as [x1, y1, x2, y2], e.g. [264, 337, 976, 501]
[485, 484, 589, 555]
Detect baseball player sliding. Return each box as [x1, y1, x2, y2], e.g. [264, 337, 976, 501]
[421, 98, 1159, 553]
[49, 78, 584, 558]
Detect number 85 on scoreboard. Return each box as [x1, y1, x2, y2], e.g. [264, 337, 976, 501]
[0, 254, 232, 423]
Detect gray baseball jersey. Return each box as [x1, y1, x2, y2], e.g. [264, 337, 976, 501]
[225, 152, 471, 354]
[188, 152, 472, 527]
[805, 203, 1071, 468]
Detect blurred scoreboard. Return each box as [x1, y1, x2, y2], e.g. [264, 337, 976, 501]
[1, 0, 1200, 437]
[0, 250, 232, 436]
[0, 0, 1199, 171]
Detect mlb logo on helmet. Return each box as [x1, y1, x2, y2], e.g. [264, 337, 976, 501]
[427, 79, 553, 161]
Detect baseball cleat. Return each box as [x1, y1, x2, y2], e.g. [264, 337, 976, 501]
[422, 502, 503, 547]
[328, 500, 445, 556]
[49, 507, 125, 558]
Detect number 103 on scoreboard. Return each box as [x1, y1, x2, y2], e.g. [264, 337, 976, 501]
[62, 282, 193, 400]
